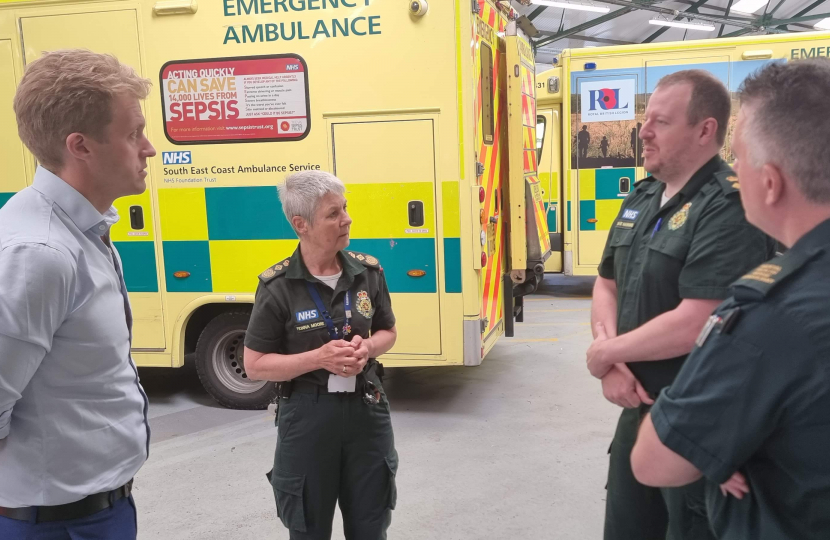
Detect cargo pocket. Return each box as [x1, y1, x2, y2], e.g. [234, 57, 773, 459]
[385, 451, 399, 510]
[271, 470, 307, 532]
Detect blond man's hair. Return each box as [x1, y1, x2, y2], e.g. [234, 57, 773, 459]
[13, 49, 151, 169]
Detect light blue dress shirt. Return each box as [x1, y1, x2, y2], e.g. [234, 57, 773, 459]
[0, 167, 150, 507]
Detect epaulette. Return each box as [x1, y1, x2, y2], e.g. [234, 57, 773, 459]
[732, 248, 819, 301]
[259, 257, 291, 282]
[345, 250, 381, 269]
[714, 170, 741, 195]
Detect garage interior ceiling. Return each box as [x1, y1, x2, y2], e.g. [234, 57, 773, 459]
[509, 0, 830, 67]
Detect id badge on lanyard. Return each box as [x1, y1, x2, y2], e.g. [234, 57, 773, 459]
[305, 282, 355, 392]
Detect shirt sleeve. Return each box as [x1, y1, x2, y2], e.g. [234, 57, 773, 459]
[679, 196, 772, 299]
[244, 282, 287, 354]
[650, 304, 791, 484]
[0, 243, 75, 439]
[371, 269, 396, 333]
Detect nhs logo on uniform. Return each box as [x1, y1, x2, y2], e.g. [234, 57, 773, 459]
[296, 309, 319, 322]
[162, 151, 192, 164]
[622, 209, 639, 221]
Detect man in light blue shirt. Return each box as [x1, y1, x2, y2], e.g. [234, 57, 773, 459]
[0, 49, 156, 539]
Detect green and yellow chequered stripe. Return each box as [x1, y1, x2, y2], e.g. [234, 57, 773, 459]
[158, 182, 462, 294]
[0, 184, 463, 295]
[576, 168, 635, 231]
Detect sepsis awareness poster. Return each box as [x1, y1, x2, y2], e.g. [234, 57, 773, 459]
[160, 55, 310, 144]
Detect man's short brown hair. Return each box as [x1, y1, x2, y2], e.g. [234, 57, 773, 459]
[656, 69, 731, 146]
[739, 59, 830, 203]
[13, 49, 151, 170]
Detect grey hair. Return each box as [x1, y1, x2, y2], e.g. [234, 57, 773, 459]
[278, 171, 345, 231]
[739, 59, 830, 203]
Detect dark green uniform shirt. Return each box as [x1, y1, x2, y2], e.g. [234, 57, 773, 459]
[652, 218, 830, 540]
[244, 247, 396, 386]
[598, 156, 775, 393]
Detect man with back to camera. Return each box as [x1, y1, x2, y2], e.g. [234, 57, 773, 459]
[586, 70, 775, 540]
[631, 59, 830, 540]
[0, 49, 155, 538]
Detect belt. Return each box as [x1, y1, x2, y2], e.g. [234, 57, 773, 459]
[290, 380, 358, 395]
[0, 480, 133, 523]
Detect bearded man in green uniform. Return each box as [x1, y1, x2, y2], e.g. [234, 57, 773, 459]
[632, 59, 830, 540]
[586, 70, 775, 540]
[243, 171, 398, 540]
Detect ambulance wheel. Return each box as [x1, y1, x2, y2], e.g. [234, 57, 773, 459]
[195, 311, 278, 410]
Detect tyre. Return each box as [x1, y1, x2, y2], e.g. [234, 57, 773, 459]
[195, 311, 278, 409]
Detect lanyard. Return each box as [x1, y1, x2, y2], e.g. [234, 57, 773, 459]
[305, 281, 351, 340]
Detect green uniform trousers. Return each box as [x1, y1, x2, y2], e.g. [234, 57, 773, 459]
[604, 405, 715, 540]
[267, 384, 398, 540]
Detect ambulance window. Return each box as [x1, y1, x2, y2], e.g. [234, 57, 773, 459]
[481, 43, 494, 145]
[536, 115, 546, 166]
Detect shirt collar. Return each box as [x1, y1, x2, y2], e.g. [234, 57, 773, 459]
[788, 217, 830, 256]
[285, 246, 365, 281]
[31, 166, 119, 234]
[676, 155, 725, 201]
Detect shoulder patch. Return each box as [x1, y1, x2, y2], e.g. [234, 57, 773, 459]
[714, 170, 741, 195]
[346, 251, 380, 268]
[732, 249, 819, 300]
[259, 258, 291, 282]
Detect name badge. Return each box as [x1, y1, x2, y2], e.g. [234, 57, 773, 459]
[328, 374, 356, 393]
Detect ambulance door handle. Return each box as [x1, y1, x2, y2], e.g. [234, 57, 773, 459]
[130, 206, 145, 230]
[408, 201, 424, 227]
[153, 0, 198, 16]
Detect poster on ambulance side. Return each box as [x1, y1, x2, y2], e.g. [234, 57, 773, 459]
[160, 54, 310, 144]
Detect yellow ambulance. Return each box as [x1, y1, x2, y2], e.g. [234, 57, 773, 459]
[0, 0, 550, 407]
[535, 30, 830, 276]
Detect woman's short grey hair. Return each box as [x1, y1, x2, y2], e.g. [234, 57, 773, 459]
[739, 60, 830, 203]
[278, 171, 345, 231]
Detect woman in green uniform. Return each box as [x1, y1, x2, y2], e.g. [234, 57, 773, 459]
[243, 171, 398, 540]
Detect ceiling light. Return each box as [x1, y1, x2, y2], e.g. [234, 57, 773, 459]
[531, 0, 611, 14]
[648, 18, 716, 31]
[730, 0, 769, 14]
[815, 17, 830, 30]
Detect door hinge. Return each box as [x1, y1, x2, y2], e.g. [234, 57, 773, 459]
[476, 161, 485, 177]
[480, 318, 489, 333]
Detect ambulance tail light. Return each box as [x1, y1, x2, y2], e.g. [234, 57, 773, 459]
[409, 0, 428, 17]
[481, 252, 488, 266]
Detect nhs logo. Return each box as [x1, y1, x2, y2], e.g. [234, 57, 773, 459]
[296, 309, 319, 322]
[622, 209, 639, 221]
[580, 78, 636, 123]
[162, 151, 192, 165]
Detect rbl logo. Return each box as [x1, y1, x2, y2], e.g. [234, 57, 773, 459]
[588, 88, 628, 111]
[280, 121, 291, 132]
[162, 151, 192, 164]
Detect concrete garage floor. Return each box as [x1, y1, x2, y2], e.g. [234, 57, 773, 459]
[135, 275, 620, 540]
